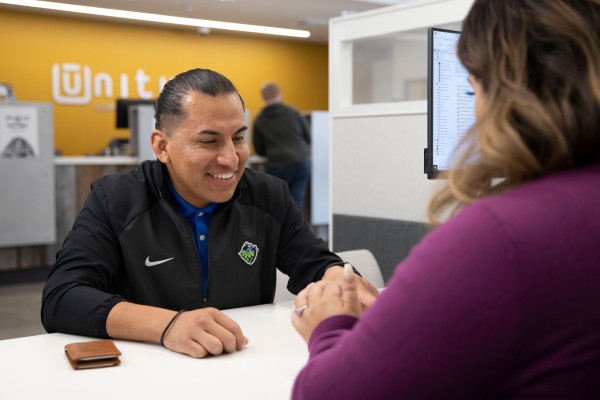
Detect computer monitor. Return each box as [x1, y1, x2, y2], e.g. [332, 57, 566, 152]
[425, 28, 475, 179]
[115, 98, 155, 129]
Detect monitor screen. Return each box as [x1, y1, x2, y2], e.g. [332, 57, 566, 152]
[425, 28, 475, 179]
[115, 98, 155, 129]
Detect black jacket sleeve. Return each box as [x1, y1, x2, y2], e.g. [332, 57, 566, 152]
[273, 180, 342, 294]
[41, 181, 125, 338]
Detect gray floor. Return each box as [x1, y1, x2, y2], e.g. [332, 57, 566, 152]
[0, 282, 47, 341]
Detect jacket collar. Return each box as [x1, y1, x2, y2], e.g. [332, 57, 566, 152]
[139, 160, 244, 212]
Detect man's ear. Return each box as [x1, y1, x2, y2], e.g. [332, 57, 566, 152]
[151, 130, 169, 163]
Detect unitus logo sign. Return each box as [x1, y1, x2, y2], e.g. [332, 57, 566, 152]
[51, 63, 169, 105]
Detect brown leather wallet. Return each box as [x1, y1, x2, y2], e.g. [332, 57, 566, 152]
[64, 340, 122, 370]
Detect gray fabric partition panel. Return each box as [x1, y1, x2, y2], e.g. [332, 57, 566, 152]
[332, 214, 430, 283]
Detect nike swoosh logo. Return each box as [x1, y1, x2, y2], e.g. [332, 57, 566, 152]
[145, 256, 174, 267]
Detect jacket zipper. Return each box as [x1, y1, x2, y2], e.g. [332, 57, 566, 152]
[159, 176, 215, 309]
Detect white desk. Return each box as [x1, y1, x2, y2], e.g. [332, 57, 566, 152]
[0, 301, 307, 400]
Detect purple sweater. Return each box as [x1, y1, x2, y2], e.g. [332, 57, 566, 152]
[293, 164, 600, 399]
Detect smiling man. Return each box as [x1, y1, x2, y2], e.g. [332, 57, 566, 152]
[41, 68, 378, 358]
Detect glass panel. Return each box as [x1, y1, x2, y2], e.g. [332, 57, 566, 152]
[351, 23, 462, 105]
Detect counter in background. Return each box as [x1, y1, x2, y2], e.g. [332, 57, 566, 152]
[0, 156, 139, 272]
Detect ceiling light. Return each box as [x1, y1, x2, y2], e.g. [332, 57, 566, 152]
[0, 0, 310, 38]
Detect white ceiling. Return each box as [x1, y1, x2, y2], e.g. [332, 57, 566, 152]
[0, 0, 414, 43]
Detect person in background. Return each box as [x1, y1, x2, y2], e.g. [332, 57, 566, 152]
[42, 68, 378, 359]
[253, 82, 311, 213]
[290, 0, 600, 397]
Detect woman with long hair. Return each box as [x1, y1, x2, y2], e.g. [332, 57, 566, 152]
[291, 0, 600, 398]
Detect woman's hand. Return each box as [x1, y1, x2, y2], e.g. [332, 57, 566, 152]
[292, 265, 361, 343]
[321, 265, 379, 310]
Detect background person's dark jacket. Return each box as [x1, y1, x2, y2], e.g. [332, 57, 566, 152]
[41, 161, 341, 338]
[253, 103, 310, 163]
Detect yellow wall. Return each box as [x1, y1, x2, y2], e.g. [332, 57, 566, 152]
[0, 10, 328, 155]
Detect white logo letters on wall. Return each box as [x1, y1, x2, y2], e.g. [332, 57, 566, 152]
[52, 63, 92, 105]
[51, 63, 169, 105]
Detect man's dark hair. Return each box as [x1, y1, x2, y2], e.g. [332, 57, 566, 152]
[154, 68, 245, 130]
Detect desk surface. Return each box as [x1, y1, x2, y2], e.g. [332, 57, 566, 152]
[0, 301, 306, 400]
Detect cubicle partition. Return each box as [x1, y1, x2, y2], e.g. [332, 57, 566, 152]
[328, 0, 473, 281]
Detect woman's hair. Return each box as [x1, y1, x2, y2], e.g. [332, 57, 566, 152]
[428, 0, 600, 225]
[154, 68, 244, 132]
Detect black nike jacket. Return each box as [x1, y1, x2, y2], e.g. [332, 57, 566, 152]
[41, 160, 342, 338]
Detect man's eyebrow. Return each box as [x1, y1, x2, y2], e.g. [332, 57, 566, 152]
[198, 126, 248, 135]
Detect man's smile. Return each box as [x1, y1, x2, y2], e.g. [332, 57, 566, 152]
[209, 172, 235, 180]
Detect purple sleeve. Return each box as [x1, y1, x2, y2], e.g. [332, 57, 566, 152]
[307, 315, 359, 354]
[292, 203, 522, 399]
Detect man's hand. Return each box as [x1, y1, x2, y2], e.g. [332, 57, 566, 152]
[106, 302, 248, 358]
[162, 308, 249, 358]
[321, 265, 379, 309]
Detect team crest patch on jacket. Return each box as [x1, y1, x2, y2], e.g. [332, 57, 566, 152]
[238, 241, 259, 265]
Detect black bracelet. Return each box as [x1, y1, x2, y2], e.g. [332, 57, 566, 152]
[160, 309, 187, 348]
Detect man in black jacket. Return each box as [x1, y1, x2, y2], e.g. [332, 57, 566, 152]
[253, 82, 311, 213]
[42, 68, 378, 358]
